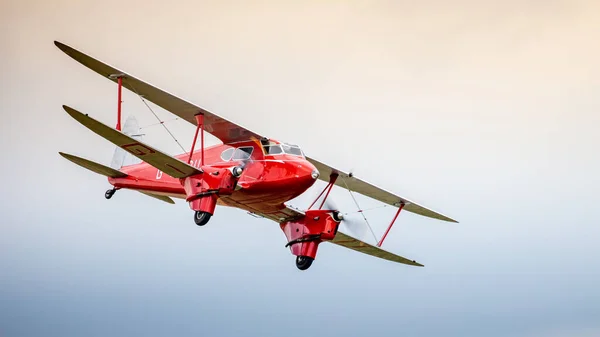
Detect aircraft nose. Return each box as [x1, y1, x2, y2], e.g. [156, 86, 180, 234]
[311, 168, 320, 180]
[290, 159, 319, 185]
[300, 159, 319, 180]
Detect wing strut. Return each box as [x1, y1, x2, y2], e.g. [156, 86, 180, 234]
[308, 173, 338, 210]
[341, 176, 379, 243]
[377, 202, 405, 247]
[108, 73, 124, 131]
[188, 113, 205, 165]
[125, 78, 188, 154]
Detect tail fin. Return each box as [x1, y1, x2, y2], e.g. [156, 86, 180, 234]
[110, 115, 143, 169]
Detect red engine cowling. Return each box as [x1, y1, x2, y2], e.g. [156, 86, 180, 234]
[181, 167, 237, 214]
[280, 209, 341, 260]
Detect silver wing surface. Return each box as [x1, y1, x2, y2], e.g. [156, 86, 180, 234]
[306, 157, 458, 223]
[55, 41, 261, 144]
[331, 232, 423, 267]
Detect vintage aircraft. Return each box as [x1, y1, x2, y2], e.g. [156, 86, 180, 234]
[54, 40, 457, 270]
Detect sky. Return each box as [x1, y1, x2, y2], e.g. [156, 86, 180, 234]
[1, 0, 599, 336]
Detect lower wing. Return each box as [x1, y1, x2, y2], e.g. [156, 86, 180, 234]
[330, 232, 423, 267]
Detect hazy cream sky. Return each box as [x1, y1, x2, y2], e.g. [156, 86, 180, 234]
[2, 1, 600, 336]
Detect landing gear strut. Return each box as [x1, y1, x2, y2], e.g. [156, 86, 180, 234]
[295, 255, 314, 270]
[105, 188, 116, 199]
[194, 211, 212, 226]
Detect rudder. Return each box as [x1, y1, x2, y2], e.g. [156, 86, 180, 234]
[110, 115, 144, 169]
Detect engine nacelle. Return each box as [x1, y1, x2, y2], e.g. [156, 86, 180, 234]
[279, 210, 342, 260]
[181, 166, 237, 214]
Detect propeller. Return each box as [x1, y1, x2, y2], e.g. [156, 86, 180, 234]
[230, 151, 254, 178]
[320, 196, 370, 239]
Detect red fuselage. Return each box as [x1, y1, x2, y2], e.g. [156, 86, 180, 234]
[107, 140, 319, 215]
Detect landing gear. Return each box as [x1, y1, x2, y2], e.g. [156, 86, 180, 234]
[104, 188, 116, 199]
[295, 255, 314, 270]
[194, 211, 212, 226]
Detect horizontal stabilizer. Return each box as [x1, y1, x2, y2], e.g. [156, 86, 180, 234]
[59, 152, 127, 178]
[138, 191, 175, 204]
[329, 232, 423, 267]
[63, 105, 203, 179]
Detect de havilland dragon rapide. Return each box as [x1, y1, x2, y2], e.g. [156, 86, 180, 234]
[54, 40, 458, 271]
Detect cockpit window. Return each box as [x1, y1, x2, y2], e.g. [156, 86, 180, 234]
[264, 145, 283, 155]
[282, 144, 303, 157]
[232, 146, 254, 160]
[220, 148, 234, 161]
[262, 143, 304, 157]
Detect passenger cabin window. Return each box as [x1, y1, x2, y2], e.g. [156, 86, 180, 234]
[264, 145, 283, 155]
[232, 146, 254, 160]
[220, 148, 234, 161]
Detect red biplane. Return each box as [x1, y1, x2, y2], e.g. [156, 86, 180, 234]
[55, 41, 457, 270]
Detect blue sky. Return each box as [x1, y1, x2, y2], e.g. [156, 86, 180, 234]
[1, 1, 599, 336]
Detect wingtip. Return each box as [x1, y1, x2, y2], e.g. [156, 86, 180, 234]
[58, 152, 78, 161]
[62, 105, 78, 116]
[411, 260, 424, 267]
[54, 40, 66, 51]
[439, 215, 459, 223]
[58, 151, 79, 162]
[62, 104, 74, 116]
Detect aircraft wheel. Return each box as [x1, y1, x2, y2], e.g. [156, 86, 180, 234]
[194, 211, 212, 226]
[105, 189, 115, 199]
[295, 255, 314, 270]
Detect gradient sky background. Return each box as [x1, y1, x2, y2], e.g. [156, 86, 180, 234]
[2, 1, 599, 336]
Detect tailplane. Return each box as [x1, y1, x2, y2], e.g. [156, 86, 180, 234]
[59, 152, 128, 178]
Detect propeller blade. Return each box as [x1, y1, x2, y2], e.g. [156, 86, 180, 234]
[340, 212, 369, 239]
[310, 188, 371, 239]
[322, 199, 337, 211]
[322, 197, 369, 239]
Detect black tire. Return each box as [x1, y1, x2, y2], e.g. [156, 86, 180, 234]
[194, 211, 212, 226]
[295, 255, 314, 270]
[105, 189, 115, 199]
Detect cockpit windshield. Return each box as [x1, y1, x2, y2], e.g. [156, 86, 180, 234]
[281, 144, 303, 156]
[262, 143, 304, 157]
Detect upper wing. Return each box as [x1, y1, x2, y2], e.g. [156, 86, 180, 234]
[64, 105, 203, 179]
[307, 157, 458, 223]
[54, 41, 261, 144]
